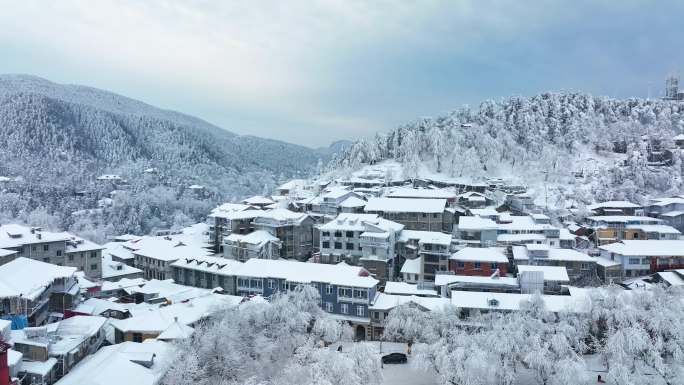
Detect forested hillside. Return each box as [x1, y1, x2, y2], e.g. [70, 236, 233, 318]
[0, 75, 324, 238]
[331, 93, 684, 206]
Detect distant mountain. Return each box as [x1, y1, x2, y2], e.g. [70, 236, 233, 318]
[330, 92, 684, 207]
[0, 75, 324, 188]
[0, 74, 324, 235]
[316, 139, 353, 157]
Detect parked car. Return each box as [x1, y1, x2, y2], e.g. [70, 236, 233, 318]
[381, 352, 407, 364]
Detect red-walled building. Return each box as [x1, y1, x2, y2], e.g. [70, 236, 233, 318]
[449, 247, 509, 277]
[0, 340, 11, 385]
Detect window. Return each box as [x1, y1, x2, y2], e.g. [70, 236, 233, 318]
[56, 250, 62, 257]
[68, 254, 74, 261]
[457, 261, 465, 268]
[474, 262, 481, 269]
[334, 231, 342, 237]
[90, 252, 97, 258]
[629, 258, 641, 265]
[322, 241, 330, 249]
[334, 242, 342, 250]
[268, 279, 275, 289]
[340, 303, 349, 314]
[433, 213, 439, 218]
[490, 263, 497, 270]
[641, 258, 649, 265]
[356, 306, 365, 317]
[43, 244, 49, 251]
[326, 285, 333, 295]
[322, 231, 330, 237]
[32, 245, 37, 252]
[346, 243, 354, 250]
[373, 311, 379, 320]
[422, 213, 427, 218]
[424, 244, 432, 251]
[43, 258, 50, 263]
[346, 231, 354, 238]
[353, 289, 367, 299]
[132, 333, 143, 343]
[338, 287, 352, 298]
[90, 264, 98, 270]
[325, 302, 333, 312]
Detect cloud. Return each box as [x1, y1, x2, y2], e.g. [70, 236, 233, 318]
[0, 1, 682, 146]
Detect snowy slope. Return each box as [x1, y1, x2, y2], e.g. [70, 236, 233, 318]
[329, 92, 684, 207]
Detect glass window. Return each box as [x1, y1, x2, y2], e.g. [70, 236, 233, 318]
[334, 242, 342, 249]
[457, 261, 465, 268]
[326, 285, 333, 295]
[56, 250, 62, 257]
[322, 231, 330, 237]
[43, 244, 49, 251]
[474, 262, 481, 269]
[341, 303, 349, 314]
[346, 231, 354, 238]
[325, 302, 333, 312]
[356, 306, 365, 317]
[490, 263, 497, 269]
[346, 243, 354, 250]
[90, 264, 98, 270]
[322, 241, 330, 249]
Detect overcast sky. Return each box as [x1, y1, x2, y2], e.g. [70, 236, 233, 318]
[1, 1, 683, 147]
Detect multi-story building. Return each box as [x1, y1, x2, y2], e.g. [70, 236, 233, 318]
[253, 209, 314, 260]
[368, 293, 449, 340]
[449, 247, 509, 277]
[456, 213, 561, 248]
[317, 187, 362, 216]
[0, 257, 79, 327]
[512, 244, 596, 282]
[645, 196, 684, 232]
[132, 237, 212, 280]
[599, 240, 684, 278]
[397, 230, 452, 281]
[234, 258, 379, 340]
[171, 255, 244, 293]
[0, 224, 102, 279]
[207, 203, 262, 253]
[223, 230, 281, 261]
[317, 213, 404, 282]
[587, 200, 643, 216]
[586, 216, 663, 245]
[364, 197, 447, 232]
[505, 193, 536, 214]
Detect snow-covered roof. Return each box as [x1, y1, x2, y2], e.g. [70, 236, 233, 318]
[318, 214, 380, 231]
[74, 298, 130, 316]
[157, 320, 194, 341]
[656, 271, 684, 286]
[170, 255, 243, 277]
[54, 340, 175, 385]
[236, 259, 379, 288]
[242, 195, 275, 205]
[385, 188, 456, 200]
[225, 230, 279, 245]
[587, 201, 641, 210]
[0, 257, 76, 300]
[599, 240, 684, 257]
[277, 179, 307, 191]
[512, 246, 595, 262]
[467, 208, 499, 217]
[100, 278, 145, 294]
[370, 293, 450, 311]
[208, 203, 258, 219]
[625, 224, 681, 234]
[648, 197, 684, 207]
[321, 186, 353, 200]
[383, 282, 439, 297]
[130, 237, 211, 262]
[449, 290, 590, 313]
[338, 195, 367, 208]
[517, 265, 570, 282]
[659, 210, 684, 217]
[400, 257, 422, 274]
[457, 216, 498, 231]
[21, 357, 58, 377]
[0, 248, 17, 257]
[364, 197, 446, 213]
[586, 216, 661, 224]
[497, 233, 546, 242]
[450, 247, 508, 263]
[397, 230, 452, 246]
[255, 208, 308, 222]
[435, 274, 519, 288]
[0, 224, 71, 249]
[101, 252, 143, 280]
[595, 256, 621, 268]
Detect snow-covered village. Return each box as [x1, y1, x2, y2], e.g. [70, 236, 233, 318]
[2, 2, 684, 385]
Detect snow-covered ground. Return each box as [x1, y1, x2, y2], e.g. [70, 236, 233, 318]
[330, 341, 438, 385]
